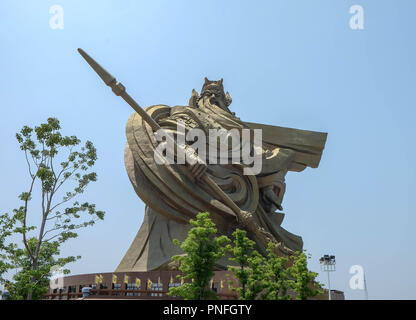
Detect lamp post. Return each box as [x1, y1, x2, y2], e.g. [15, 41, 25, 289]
[319, 255, 336, 300]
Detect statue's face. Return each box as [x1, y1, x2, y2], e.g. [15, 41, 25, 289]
[207, 90, 227, 110]
[200, 78, 231, 111]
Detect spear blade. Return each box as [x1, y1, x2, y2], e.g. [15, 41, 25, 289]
[77, 48, 115, 85]
[77, 48, 161, 131]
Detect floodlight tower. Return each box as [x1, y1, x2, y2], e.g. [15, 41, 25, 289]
[319, 255, 336, 300]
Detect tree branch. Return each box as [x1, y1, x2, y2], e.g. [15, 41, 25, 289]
[22, 174, 37, 261]
[24, 150, 34, 178]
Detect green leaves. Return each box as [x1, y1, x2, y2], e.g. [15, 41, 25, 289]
[37, 164, 54, 192]
[287, 251, 323, 300]
[168, 212, 230, 300]
[228, 232, 322, 300]
[16, 126, 36, 153]
[169, 214, 323, 301]
[1, 117, 105, 299]
[18, 192, 31, 202]
[0, 213, 16, 290]
[6, 237, 81, 300]
[227, 229, 265, 300]
[260, 242, 291, 300]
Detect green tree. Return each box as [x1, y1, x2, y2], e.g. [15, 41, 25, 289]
[287, 250, 323, 300]
[226, 231, 322, 300]
[168, 212, 230, 300]
[261, 242, 291, 300]
[0, 213, 16, 294]
[227, 229, 266, 300]
[241, 250, 266, 300]
[7, 238, 77, 300]
[6, 118, 104, 299]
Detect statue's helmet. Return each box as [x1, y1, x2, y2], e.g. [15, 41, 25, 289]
[200, 77, 232, 107]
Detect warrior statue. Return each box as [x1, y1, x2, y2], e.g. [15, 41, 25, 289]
[115, 77, 327, 271]
[77, 49, 327, 272]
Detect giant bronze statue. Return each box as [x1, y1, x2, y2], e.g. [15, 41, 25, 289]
[78, 49, 327, 272]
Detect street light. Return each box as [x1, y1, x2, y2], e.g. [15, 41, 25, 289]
[319, 254, 336, 300]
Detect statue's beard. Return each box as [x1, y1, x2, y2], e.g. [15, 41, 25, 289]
[209, 96, 221, 107]
[261, 186, 283, 213]
[201, 95, 228, 112]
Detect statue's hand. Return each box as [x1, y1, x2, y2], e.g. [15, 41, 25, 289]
[238, 210, 253, 227]
[183, 145, 207, 181]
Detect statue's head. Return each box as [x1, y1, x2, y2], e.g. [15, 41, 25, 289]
[200, 77, 232, 110]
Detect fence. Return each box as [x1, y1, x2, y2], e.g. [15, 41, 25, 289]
[44, 288, 238, 300]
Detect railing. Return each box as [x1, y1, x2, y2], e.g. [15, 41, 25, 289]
[44, 289, 238, 300]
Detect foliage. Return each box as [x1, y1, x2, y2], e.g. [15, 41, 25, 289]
[0, 213, 16, 293]
[167, 212, 230, 300]
[7, 237, 77, 300]
[260, 242, 291, 300]
[287, 250, 324, 300]
[227, 229, 266, 300]
[240, 250, 266, 300]
[168, 213, 324, 300]
[226, 231, 323, 300]
[2, 118, 104, 299]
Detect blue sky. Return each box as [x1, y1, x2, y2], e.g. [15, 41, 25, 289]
[1, 0, 415, 299]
